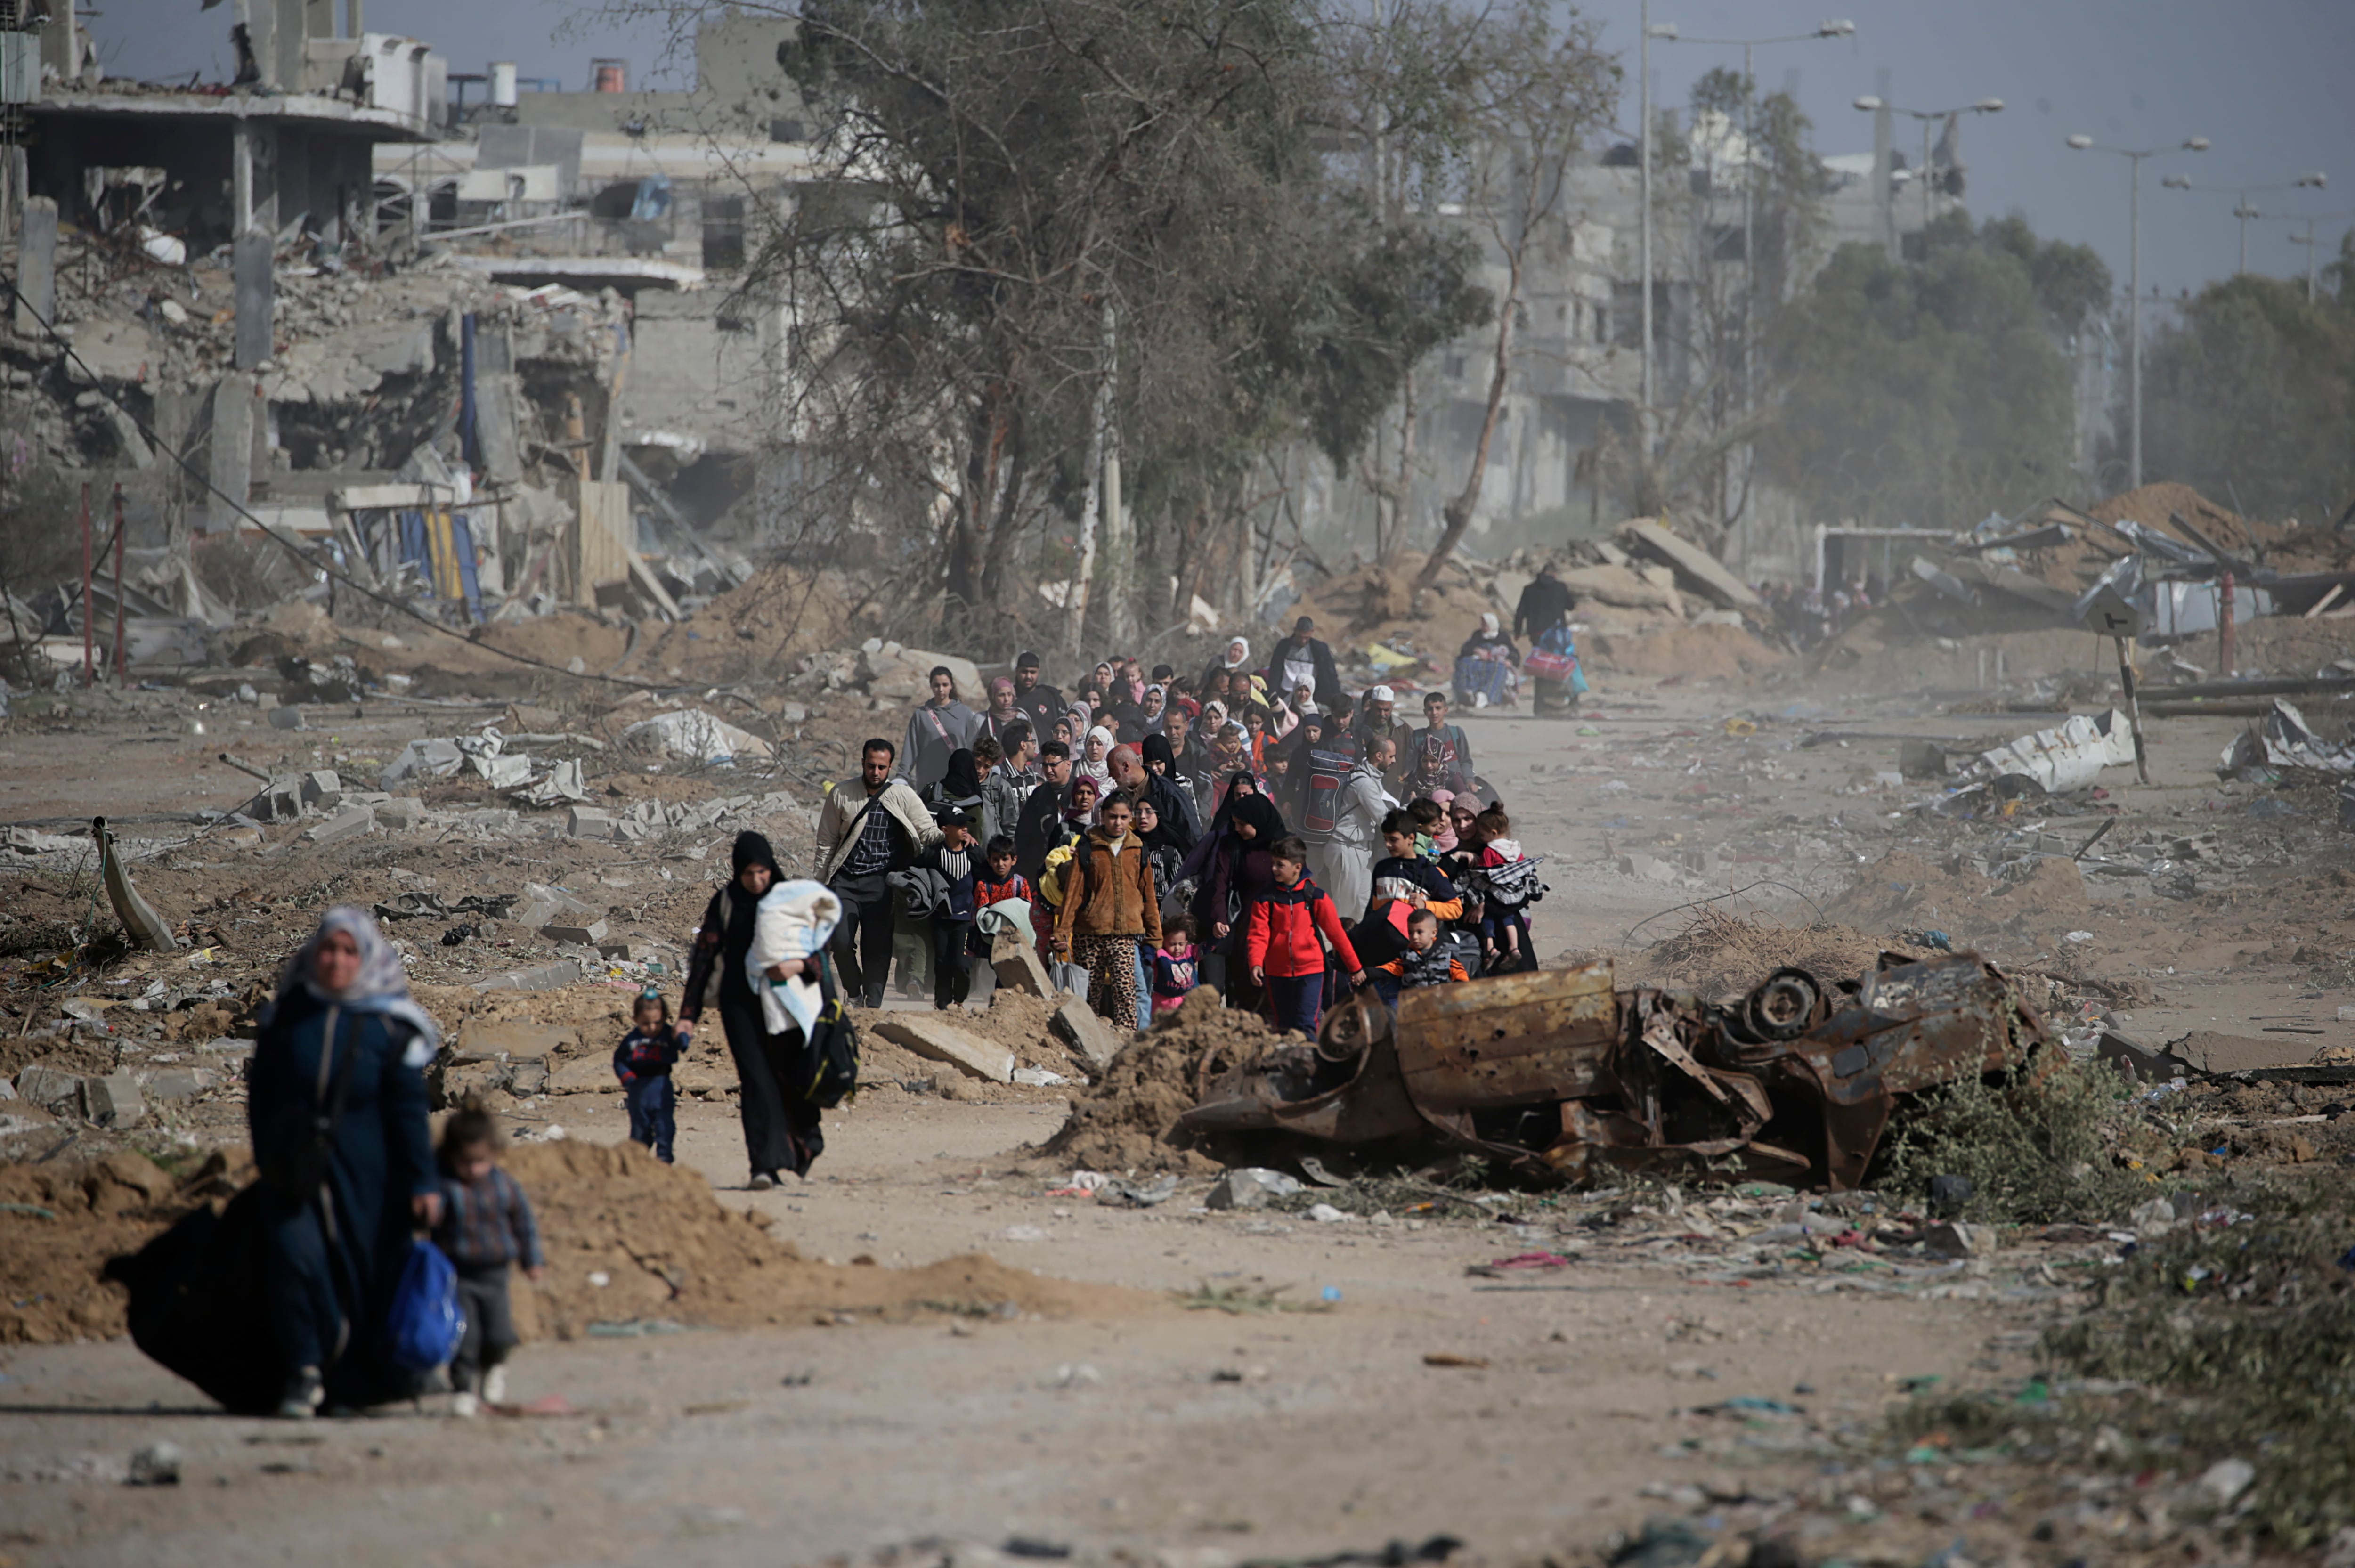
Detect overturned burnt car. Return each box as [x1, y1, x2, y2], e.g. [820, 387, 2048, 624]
[1176, 953, 2051, 1188]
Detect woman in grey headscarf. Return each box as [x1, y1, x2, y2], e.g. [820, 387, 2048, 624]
[1138, 683, 1169, 737]
[249, 906, 440, 1417]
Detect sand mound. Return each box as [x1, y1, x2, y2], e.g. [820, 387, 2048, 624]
[0, 1141, 1140, 1350]
[1037, 990, 1277, 1175]
[1623, 907, 1919, 1000]
[0, 1151, 243, 1345]
[503, 1140, 1139, 1337]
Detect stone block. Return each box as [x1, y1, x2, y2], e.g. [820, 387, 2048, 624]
[471, 959, 583, 995]
[374, 796, 429, 830]
[871, 1015, 1015, 1083]
[302, 803, 375, 844]
[566, 806, 616, 839]
[990, 932, 1053, 997]
[540, 920, 609, 946]
[548, 1056, 618, 1094]
[672, 1058, 735, 1097]
[267, 706, 308, 731]
[83, 1071, 145, 1129]
[299, 769, 343, 809]
[1050, 997, 1123, 1071]
[15, 1063, 84, 1114]
[141, 1068, 214, 1102]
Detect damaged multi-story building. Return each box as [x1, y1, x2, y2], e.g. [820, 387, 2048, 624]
[0, 1, 806, 674]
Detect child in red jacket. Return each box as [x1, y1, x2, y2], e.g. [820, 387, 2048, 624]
[1245, 835, 1368, 1037]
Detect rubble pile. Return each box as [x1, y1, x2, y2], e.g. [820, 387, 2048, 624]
[1038, 989, 1273, 1176]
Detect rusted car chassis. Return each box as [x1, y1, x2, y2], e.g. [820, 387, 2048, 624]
[1176, 953, 2051, 1189]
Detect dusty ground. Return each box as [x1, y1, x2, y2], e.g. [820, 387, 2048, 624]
[6, 618, 2355, 1566]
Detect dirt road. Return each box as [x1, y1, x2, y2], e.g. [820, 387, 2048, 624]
[3, 678, 2349, 1566]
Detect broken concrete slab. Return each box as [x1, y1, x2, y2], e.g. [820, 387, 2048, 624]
[565, 805, 616, 839]
[1616, 519, 1763, 611]
[83, 1071, 145, 1129]
[14, 1063, 84, 1114]
[267, 707, 308, 731]
[374, 796, 429, 830]
[1205, 1167, 1301, 1211]
[471, 959, 584, 995]
[451, 1022, 575, 1064]
[871, 1015, 1015, 1083]
[301, 803, 376, 844]
[1049, 998, 1123, 1072]
[991, 932, 1053, 997]
[548, 1056, 618, 1095]
[141, 1068, 216, 1102]
[540, 920, 610, 947]
[298, 769, 343, 809]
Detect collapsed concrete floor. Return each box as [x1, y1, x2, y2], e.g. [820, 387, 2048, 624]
[6, 637, 2355, 1566]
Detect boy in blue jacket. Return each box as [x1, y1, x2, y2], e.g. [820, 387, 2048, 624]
[614, 990, 683, 1162]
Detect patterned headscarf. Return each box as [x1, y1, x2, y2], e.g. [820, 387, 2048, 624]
[271, 904, 440, 1064]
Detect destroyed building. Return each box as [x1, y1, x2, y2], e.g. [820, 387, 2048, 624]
[0, 5, 818, 677]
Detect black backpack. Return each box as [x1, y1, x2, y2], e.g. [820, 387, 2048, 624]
[794, 948, 861, 1109]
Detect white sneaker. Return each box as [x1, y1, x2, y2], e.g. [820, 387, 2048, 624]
[450, 1390, 480, 1419]
[481, 1366, 507, 1406]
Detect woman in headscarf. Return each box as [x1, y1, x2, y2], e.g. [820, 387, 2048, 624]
[901, 667, 981, 790]
[1075, 724, 1116, 790]
[679, 831, 823, 1189]
[978, 677, 1024, 750]
[249, 906, 440, 1417]
[1267, 706, 1324, 822]
[1137, 684, 1169, 737]
[1454, 612, 1522, 711]
[1201, 634, 1253, 694]
[1060, 772, 1101, 834]
[1188, 781, 1289, 1015]
[923, 747, 984, 825]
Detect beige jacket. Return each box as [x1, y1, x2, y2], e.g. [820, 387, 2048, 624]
[812, 776, 942, 882]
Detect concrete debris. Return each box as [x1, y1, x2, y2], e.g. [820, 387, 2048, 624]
[1049, 998, 1124, 1072]
[301, 804, 377, 844]
[2220, 698, 2355, 778]
[1616, 520, 1764, 612]
[857, 642, 984, 704]
[618, 709, 772, 766]
[990, 933, 1055, 998]
[870, 1016, 1015, 1083]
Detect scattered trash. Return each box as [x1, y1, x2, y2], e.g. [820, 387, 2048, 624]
[126, 1441, 183, 1487]
[1422, 1352, 1490, 1369]
[1204, 1168, 1303, 1210]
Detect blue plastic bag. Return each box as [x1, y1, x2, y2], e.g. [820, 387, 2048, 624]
[384, 1239, 465, 1372]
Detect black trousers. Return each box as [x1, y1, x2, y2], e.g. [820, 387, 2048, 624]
[717, 984, 824, 1180]
[828, 874, 896, 1006]
[931, 918, 973, 1009]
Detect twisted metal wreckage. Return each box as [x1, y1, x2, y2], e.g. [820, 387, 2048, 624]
[1178, 954, 2052, 1189]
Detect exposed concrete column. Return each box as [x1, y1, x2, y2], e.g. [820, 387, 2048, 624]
[346, 0, 363, 39]
[206, 378, 256, 535]
[232, 121, 254, 235]
[234, 230, 275, 370]
[13, 197, 57, 336]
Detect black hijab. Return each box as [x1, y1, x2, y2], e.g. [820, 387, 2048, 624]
[1141, 734, 1178, 774]
[731, 830, 780, 878]
[939, 747, 983, 801]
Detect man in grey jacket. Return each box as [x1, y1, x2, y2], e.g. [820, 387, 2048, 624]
[815, 738, 944, 1007]
[1314, 735, 1396, 922]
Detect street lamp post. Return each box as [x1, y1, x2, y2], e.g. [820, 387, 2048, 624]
[2068, 133, 2211, 490]
[2160, 172, 2327, 273]
[1852, 94, 2005, 252]
[1647, 19, 1854, 424]
[2281, 212, 2355, 304]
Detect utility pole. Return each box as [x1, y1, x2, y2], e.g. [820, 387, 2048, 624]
[1638, 0, 1652, 452]
[2067, 133, 2210, 491]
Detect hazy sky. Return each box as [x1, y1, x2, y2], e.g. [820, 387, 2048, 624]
[92, 0, 2354, 300]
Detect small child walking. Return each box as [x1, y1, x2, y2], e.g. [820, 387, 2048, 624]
[432, 1108, 544, 1419]
[614, 989, 683, 1162]
[1153, 912, 1200, 1017]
